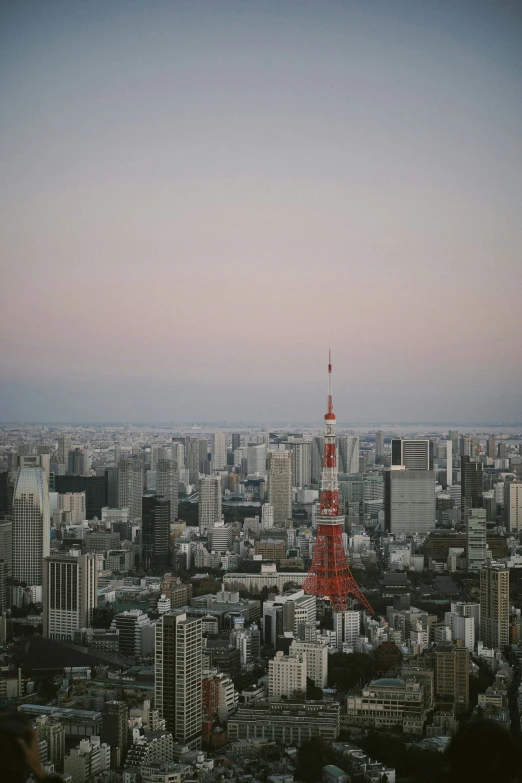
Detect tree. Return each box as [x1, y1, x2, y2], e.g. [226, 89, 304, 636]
[294, 737, 336, 783]
[328, 652, 376, 692]
[306, 677, 323, 700]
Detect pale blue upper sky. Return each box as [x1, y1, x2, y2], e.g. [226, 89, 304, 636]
[1, 1, 521, 423]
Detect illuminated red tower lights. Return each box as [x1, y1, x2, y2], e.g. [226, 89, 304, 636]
[303, 352, 374, 614]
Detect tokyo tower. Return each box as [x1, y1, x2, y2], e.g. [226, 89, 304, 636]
[303, 353, 374, 614]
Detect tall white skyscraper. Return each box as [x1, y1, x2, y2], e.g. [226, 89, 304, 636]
[198, 475, 222, 528]
[211, 433, 227, 472]
[267, 451, 292, 526]
[157, 458, 179, 522]
[118, 455, 143, 520]
[12, 466, 50, 587]
[43, 552, 97, 640]
[155, 611, 202, 750]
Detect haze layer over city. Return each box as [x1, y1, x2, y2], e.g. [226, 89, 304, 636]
[1, 3, 522, 783]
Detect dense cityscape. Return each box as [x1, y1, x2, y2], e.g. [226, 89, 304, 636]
[0, 356, 521, 783]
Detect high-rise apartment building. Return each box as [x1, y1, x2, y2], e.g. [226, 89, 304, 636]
[268, 651, 307, 698]
[467, 509, 487, 571]
[336, 437, 359, 474]
[461, 456, 483, 523]
[311, 437, 324, 484]
[156, 458, 179, 522]
[43, 552, 97, 640]
[56, 492, 86, 523]
[35, 716, 65, 771]
[150, 446, 169, 471]
[142, 494, 170, 574]
[448, 430, 459, 456]
[261, 503, 274, 530]
[375, 431, 384, 460]
[0, 518, 13, 575]
[445, 439, 453, 487]
[209, 520, 233, 552]
[118, 455, 143, 520]
[346, 437, 360, 474]
[12, 466, 50, 587]
[333, 610, 360, 650]
[247, 443, 267, 475]
[391, 439, 430, 470]
[384, 469, 436, 535]
[102, 701, 129, 769]
[155, 611, 202, 749]
[211, 433, 227, 472]
[67, 448, 90, 476]
[290, 638, 328, 688]
[171, 441, 185, 469]
[198, 475, 222, 528]
[267, 451, 292, 526]
[435, 645, 469, 714]
[480, 565, 509, 650]
[444, 612, 475, 652]
[504, 482, 522, 532]
[290, 441, 311, 488]
[486, 439, 496, 459]
[185, 437, 204, 485]
[58, 435, 72, 466]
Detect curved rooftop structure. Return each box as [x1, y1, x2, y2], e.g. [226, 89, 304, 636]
[370, 677, 405, 687]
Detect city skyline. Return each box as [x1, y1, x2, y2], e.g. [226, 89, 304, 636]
[1, 1, 521, 423]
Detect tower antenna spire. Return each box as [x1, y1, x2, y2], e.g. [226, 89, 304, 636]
[328, 349, 333, 415]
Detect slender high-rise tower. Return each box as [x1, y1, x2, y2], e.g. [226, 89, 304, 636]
[304, 354, 373, 613]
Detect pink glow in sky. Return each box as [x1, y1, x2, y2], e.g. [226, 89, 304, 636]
[1, 1, 521, 422]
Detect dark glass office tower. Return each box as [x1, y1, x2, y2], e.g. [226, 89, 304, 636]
[142, 494, 170, 574]
[461, 456, 483, 523]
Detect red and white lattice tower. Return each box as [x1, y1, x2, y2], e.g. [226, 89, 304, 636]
[303, 352, 374, 614]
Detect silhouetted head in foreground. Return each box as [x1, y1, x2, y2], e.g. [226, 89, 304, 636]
[445, 719, 521, 783]
[0, 710, 61, 782]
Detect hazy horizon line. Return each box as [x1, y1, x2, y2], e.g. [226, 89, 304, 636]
[2, 420, 522, 429]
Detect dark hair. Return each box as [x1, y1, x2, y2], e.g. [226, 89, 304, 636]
[445, 719, 521, 783]
[0, 711, 34, 783]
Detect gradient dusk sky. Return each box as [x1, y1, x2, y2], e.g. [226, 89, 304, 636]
[1, 1, 521, 424]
